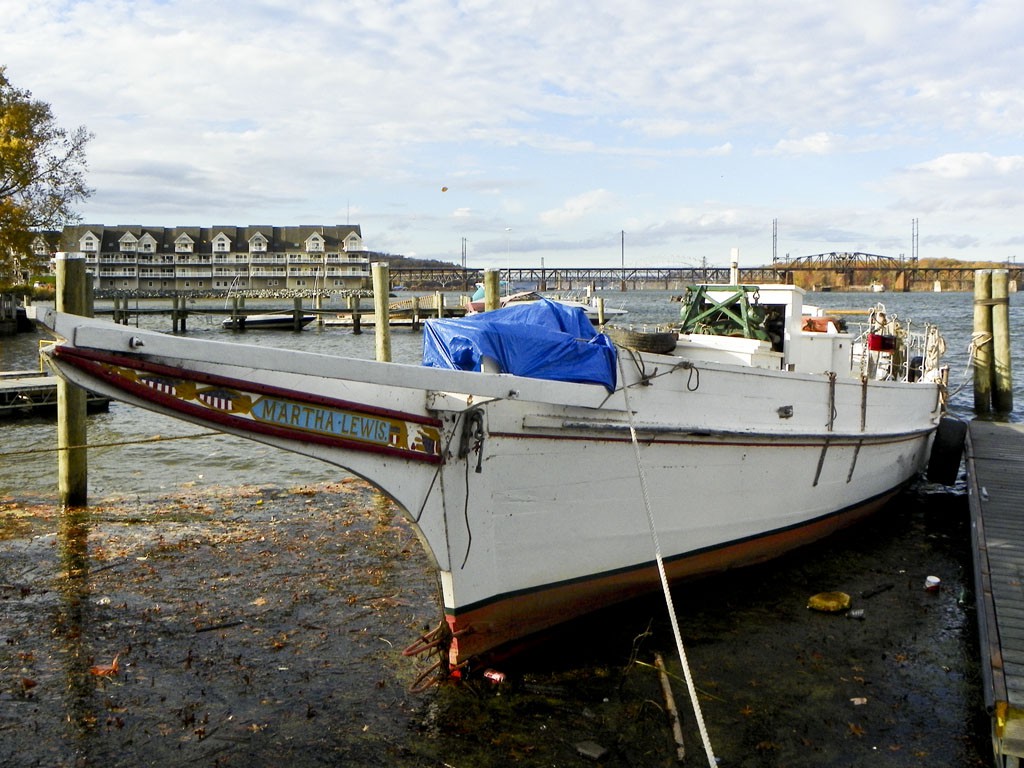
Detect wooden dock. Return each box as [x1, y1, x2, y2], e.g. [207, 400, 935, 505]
[96, 295, 467, 331]
[967, 420, 1024, 765]
[0, 370, 110, 417]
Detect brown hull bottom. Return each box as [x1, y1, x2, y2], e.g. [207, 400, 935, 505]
[440, 489, 899, 672]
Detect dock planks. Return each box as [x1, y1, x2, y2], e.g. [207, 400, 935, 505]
[0, 372, 110, 416]
[967, 420, 1024, 764]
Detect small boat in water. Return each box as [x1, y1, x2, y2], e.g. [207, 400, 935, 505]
[39, 282, 951, 680]
[221, 313, 316, 330]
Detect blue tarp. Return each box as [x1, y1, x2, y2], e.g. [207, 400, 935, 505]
[422, 299, 618, 391]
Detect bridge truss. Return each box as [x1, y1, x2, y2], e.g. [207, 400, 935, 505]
[389, 251, 1018, 292]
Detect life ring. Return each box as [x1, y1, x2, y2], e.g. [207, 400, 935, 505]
[604, 325, 679, 354]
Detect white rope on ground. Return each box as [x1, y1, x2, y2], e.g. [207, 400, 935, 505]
[617, 354, 718, 767]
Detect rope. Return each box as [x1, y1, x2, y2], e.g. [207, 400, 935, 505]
[0, 431, 222, 458]
[617, 355, 717, 767]
[969, 331, 992, 354]
[941, 331, 992, 402]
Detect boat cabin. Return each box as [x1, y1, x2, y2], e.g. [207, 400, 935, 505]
[674, 284, 854, 376]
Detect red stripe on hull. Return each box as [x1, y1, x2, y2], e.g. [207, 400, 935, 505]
[443, 490, 896, 667]
[52, 345, 441, 427]
[54, 347, 444, 465]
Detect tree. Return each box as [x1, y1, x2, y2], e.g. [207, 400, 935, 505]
[1, 66, 92, 282]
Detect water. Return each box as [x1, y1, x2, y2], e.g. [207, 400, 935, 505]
[1, 290, 1021, 501]
[0, 290, 1003, 766]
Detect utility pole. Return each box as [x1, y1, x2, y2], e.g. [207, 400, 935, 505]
[620, 230, 626, 292]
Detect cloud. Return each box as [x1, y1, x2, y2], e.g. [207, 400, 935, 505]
[4, 1, 1024, 265]
[539, 189, 615, 226]
[770, 133, 843, 156]
[878, 152, 1024, 219]
[909, 152, 1024, 180]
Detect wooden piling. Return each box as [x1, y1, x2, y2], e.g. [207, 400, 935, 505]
[293, 297, 303, 332]
[973, 270, 993, 414]
[348, 294, 362, 335]
[372, 263, 391, 362]
[55, 252, 89, 507]
[484, 269, 501, 311]
[411, 295, 421, 331]
[84, 280, 94, 318]
[435, 291, 444, 319]
[992, 269, 1014, 412]
[596, 296, 606, 326]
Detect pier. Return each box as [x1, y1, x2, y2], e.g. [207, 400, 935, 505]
[0, 370, 110, 417]
[967, 420, 1024, 765]
[97, 293, 466, 332]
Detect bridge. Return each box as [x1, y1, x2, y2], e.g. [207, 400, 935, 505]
[390, 252, 1017, 292]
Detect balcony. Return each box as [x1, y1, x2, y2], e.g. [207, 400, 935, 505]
[249, 253, 287, 265]
[327, 266, 371, 277]
[249, 268, 287, 277]
[325, 253, 370, 264]
[98, 268, 137, 278]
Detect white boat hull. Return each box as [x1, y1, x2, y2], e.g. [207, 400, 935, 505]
[39, 303, 942, 671]
[221, 313, 316, 329]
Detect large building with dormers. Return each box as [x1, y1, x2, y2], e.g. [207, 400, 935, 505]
[58, 224, 370, 292]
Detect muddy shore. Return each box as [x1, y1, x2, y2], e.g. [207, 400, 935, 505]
[1, 479, 989, 767]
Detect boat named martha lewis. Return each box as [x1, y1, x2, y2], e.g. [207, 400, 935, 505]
[39, 283, 950, 680]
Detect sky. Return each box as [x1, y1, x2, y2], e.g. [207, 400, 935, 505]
[3, 0, 1023, 269]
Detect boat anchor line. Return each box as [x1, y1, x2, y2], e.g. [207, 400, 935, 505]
[458, 408, 486, 569]
[861, 376, 869, 431]
[591, 351, 701, 412]
[826, 371, 837, 431]
[458, 408, 485, 472]
[617, 353, 718, 767]
[620, 349, 701, 391]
